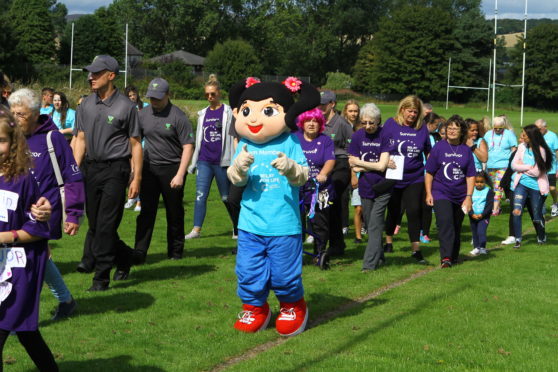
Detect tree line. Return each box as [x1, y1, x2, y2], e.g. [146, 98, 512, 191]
[0, 0, 557, 109]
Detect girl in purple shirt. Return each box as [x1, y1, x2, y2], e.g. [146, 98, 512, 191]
[425, 115, 476, 268]
[382, 96, 431, 264]
[0, 111, 58, 371]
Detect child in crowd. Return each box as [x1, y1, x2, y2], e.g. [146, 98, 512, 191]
[469, 172, 494, 256]
[0, 111, 58, 371]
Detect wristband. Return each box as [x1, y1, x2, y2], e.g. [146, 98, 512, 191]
[10, 230, 18, 243]
[466, 194, 472, 197]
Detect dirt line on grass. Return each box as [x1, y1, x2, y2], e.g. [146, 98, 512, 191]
[209, 217, 555, 372]
[209, 266, 436, 372]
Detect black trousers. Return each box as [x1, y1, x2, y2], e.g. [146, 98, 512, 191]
[135, 162, 186, 259]
[385, 182, 425, 242]
[433, 199, 465, 261]
[329, 157, 350, 254]
[0, 329, 58, 372]
[82, 159, 132, 285]
[227, 184, 245, 235]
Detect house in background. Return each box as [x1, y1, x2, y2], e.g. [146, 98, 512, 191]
[146, 50, 205, 73]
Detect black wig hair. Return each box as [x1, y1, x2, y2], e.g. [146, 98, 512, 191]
[229, 79, 320, 131]
[523, 124, 553, 172]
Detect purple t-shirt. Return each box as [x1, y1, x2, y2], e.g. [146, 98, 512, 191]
[425, 140, 476, 204]
[0, 172, 50, 331]
[198, 105, 224, 164]
[381, 117, 431, 188]
[348, 127, 391, 199]
[295, 131, 335, 204]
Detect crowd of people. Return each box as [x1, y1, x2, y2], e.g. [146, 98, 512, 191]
[0, 53, 557, 368]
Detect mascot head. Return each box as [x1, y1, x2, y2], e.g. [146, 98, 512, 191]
[229, 77, 320, 144]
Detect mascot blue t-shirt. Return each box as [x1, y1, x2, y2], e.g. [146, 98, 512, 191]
[236, 132, 307, 236]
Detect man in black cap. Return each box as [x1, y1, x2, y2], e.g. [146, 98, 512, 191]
[319, 90, 353, 256]
[73, 55, 143, 291]
[132, 78, 194, 263]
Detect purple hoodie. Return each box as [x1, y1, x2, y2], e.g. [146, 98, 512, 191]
[26, 114, 85, 239]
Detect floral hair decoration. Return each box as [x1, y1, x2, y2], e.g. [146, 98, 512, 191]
[282, 77, 302, 93]
[245, 77, 261, 88]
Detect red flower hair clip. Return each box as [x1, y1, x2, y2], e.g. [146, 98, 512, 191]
[283, 76, 302, 93]
[245, 77, 261, 88]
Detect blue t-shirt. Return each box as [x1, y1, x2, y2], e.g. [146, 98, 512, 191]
[544, 130, 558, 174]
[484, 129, 517, 169]
[235, 132, 308, 236]
[472, 137, 485, 171]
[514, 146, 540, 191]
[52, 109, 76, 130]
[40, 105, 54, 116]
[472, 185, 490, 214]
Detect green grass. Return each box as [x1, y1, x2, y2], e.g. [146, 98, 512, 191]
[4, 178, 556, 371]
[3, 103, 558, 371]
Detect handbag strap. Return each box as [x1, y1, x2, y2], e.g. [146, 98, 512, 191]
[46, 131, 64, 187]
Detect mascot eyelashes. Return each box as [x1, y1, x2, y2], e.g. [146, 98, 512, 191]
[227, 77, 320, 336]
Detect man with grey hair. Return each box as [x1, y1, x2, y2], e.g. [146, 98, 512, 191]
[73, 55, 143, 291]
[535, 118, 558, 216]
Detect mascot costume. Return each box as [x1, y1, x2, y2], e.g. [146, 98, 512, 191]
[227, 77, 320, 336]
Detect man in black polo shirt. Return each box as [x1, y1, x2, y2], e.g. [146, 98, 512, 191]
[133, 78, 194, 263]
[320, 90, 353, 256]
[73, 55, 143, 291]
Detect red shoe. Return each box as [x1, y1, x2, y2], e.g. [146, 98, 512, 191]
[276, 298, 308, 337]
[234, 303, 271, 333]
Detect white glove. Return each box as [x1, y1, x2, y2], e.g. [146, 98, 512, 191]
[227, 144, 254, 186]
[270, 152, 309, 186]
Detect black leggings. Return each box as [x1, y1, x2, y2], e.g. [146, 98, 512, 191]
[385, 182, 425, 242]
[0, 329, 58, 372]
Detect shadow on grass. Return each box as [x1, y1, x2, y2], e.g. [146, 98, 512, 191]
[306, 292, 388, 330]
[285, 283, 470, 371]
[113, 264, 216, 290]
[45, 355, 166, 372]
[40, 291, 156, 327]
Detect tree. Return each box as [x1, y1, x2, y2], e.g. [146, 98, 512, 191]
[507, 24, 558, 109]
[8, 0, 55, 64]
[59, 9, 123, 66]
[353, 5, 455, 100]
[204, 39, 263, 89]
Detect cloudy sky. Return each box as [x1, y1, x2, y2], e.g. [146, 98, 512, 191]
[61, 0, 558, 19]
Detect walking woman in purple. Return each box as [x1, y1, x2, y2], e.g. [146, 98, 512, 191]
[0, 111, 58, 371]
[382, 96, 431, 263]
[425, 115, 476, 268]
[348, 103, 394, 271]
[294, 108, 335, 261]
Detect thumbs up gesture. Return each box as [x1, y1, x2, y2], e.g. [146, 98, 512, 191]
[271, 152, 309, 186]
[235, 144, 254, 173]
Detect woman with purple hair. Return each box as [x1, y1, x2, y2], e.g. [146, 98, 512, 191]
[294, 108, 335, 264]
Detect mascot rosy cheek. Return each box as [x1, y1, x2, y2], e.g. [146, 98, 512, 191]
[227, 77, 320, 336]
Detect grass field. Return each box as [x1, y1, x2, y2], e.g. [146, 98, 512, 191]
[4, 183, 557, 371]
[3, 102, 558, 371]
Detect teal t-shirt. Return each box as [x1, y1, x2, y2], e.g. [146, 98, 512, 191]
[514, 146, 539, 191]
[472, 185, 490, 214]
[484, 129, 518, 169]
[40, 105, 54, 116]
[544, 130, 558, 174]
[52, 108, 76, 130]
[473, 138, 485, 171]
[236, 132, 308, 236]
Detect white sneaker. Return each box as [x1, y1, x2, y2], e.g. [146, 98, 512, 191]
[185, 230, 201, 239]
[342, 227, 349, 236]
[501, 236, 516, 245]
[479, 248, 488, 255]
[124, 199, 136, 209]
[361, 228, 367, 235]
[232, 232, 238, 240]
[305, 235, 314, 244]
[469, 248, 481, 256]
[552, 203, 558, 217]
[134, 205, 141, 212]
